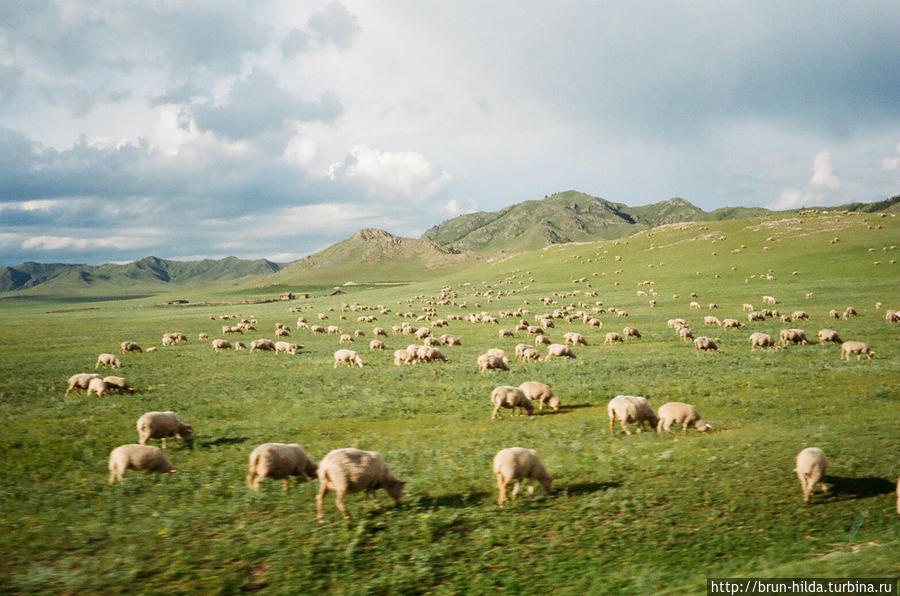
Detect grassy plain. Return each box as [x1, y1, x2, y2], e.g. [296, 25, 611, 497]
[1, 212, 898, 594]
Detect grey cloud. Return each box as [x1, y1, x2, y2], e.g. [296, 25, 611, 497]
[281, 29, 311, 58]
[308, 1, 360, 49]
[190, 68, 343, 139]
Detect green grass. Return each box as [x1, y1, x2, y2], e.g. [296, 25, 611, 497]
[1, 211, 898, 594]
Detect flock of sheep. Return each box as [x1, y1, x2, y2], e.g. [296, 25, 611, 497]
[66, 270, 899, 519]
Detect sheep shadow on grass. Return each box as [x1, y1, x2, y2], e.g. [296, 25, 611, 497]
[821, 476, 896, 502]
[559, 481, 622, 496]
[541, 403, 594, 416]
[199, 436, 249, 448]
[414, 492, 492, 509]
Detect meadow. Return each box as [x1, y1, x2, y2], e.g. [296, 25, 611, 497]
[1, 211, 898, 594]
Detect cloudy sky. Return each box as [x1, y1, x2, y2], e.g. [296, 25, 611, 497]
[1, 1, 898, 266]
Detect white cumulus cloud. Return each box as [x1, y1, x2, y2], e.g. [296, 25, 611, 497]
[809, 150, 840, 189]
[880, 141, 900, 171]
[328, 144, 452, 199]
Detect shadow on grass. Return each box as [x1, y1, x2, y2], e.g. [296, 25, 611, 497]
[560, 481, 622, 496]
[539, 403, 594, 416]
[199, 436, 249, 448]
[823, 476, 897, 501]
[414, 492, 492, 509]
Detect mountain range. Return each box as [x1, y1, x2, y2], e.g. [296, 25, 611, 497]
[3, 191, 898, 294]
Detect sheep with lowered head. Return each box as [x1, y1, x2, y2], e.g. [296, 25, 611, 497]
[393, 348, 414, 366]
[487, 348, 510, 365]
[108, 444, 175, 484]
[491, 385, 534, 419]
[137, 411, 194, 448]
[493, 447, 553, 508]
[103, 376, 134, 394]
[316, 448, 406, 522]
[608, 395, 658, 435]
[120, 341, 142, 354]
[693, 336, 720, 354]
[749, 332, 778, 353]
[564, 332, 587, 346]
[212, 338, 232, 352]
[518, 381, 560, 411]
[518, 346, 543, 362]
[334, 349, 364, 368]
[817, 329, 843, 345]
[95, 353, 122, 369]
[249, 338, 275, 353]
[657, 402, 711, 432]
[65, 373, 101, 396]
[477, 353, 509, 372]
[246, 443, 317, 491]
[545, 343, 576, 359]
[86, 377, 111, 398]
[840, 340, 874, 360]
[795, 447, 828, 503]
[779, 329, 809, 346]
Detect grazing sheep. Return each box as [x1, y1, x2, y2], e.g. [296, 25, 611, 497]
[762, 295, 777, 305]
[333, 349, 364, 368]
[622, 326, 641, 339]
[817, 329, 843, 345]
[65, 373, 101, 396]
[145, 346, 157, 353]
[493, 447, 553, 508]
[441, 334, 461, 346]
[703, 316, 721, 326]
[249, 339, 276, 353]
[491, 385, 534, 419]
[791, 311, 809, 321]
[95, 353, 122, 369]
[693, 336, 720, 354]
[393, 348, 415, 365]
[137, 411, 194, 448]
[839, 340, 874, 360]
[829, 309, 840, 320]
[607, 395, 659, 435]
[778, 328, 809, 346]
[102, 376, 134, 394]
[499, 328, 514, 338]
[86, 377, 110, 397]
[679, 327, 694, 341]
[416, 346, 449, 363]
[108, 444, 175, 484]
[534, 334, 551, 346]
[518, 347, 543, 362]
[369, 339, 387, 351]
[163, 332, 188, 344]
[478, 353, 509, 372]
[310, 325, 326, 334]
[373, 327, 388, 337]
[721, 318, 744, 329]
[795, 447, 828, 503]
[742, 303, 754, 312]
[545, 343, 576, 359]
[667, 318, 688, 329]
[689, 301, 702, 310]
[604, 332, 623, 345]
[212, 338, 232, 352]
[487, 348, 510, 365]
[234, 341, 247, 351]
[656, 402, 711, 432]
[339, 333, 354, 343]
[198, 333, 210, 340]
[747, 311, 765, 322]
[518, 381, 560, 411]
[246, 443, 317, 491]
[275, 327, 291, 337]
[327, 325, 342, 335]
[274, 341, 301, 355]
[564, 332, 587, 346]
[316, 448, 405, 522]
[162, 335, 176, 346]
[884, 310, 899, 323]
[749, 332, 778, 352]
[120, 341, 142, 354]
[842, 306, 858, 320]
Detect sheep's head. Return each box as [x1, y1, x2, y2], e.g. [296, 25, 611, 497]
[694, 419, 712, 432]
[180, 425, 195, 442]
[385, 478, 406, 504]
[547, 396, 561, 411]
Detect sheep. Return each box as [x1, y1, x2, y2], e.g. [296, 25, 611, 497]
[656, 402, 711, 432]
[742, 303, 754, 312]
[545, 343, 576, 359]
[518, 381, 560, 411]
[95, 353, 122, 369]
[607, 395, 659, 435]
[842, 306, 858, 319]
[679, 327, 694, 341]
[162, 335, 176, 346]
[416, 346, 449, 363]
[499, 328, 514, 338]
[622, 326, 641, 339]
[136, 411, 194, 449]
[518, 347, 543, 362]
[393, 348, 415, 365]
[198, 332, 210, 340]
[108, 444, 175, 484]
[163, 332, 188, 344]
[817, 329, 843, 345]
[333, 349, 364, 368]
[120, 341, 142, 354]
[667, 318, 687, 328]
[310, 325, 326, 334]
[689, 301, 702, 310]
[534, 334, 551, 346]
[65, 373, 101, 396]
[146, 347, 157, 353]
[86, 377, 111, 397]
[791, 310, 809, 321]
[840, 340, 874, 360]
[212, 338, 232, 352]
[373, 327, 388, 337]
[316, 448, 406, 522]
[249, 339, 276, 353]
[102, 376, 135, 394]
[275, 327, 291, 338]
[246, 443, 318, 491]
[564, 332, 587, 346]
[829, 309, 840, 320]
[274, 341, 301, 355]
[721, 318, 744, 329]
[493, 447, 553, 508]
[234, 341, 247, 350]
[749, 332, 778, 352]
[369, 339, 387, 351]
[487, 348, 510, 365]
[339, 333, 354, 344]
[747, 311, 765, 322]
[884, 310, 900, 323]
[703, 315, 721, 326]
[693, 336, 720, 353]
[478, 353, 509, 372]
[491, 385, 534, 419]
[795, 447, 828, 503]
[778, 328, 809, 346]
[604, 332, 624, 345]
[441, 334, 461, 346]
[762, 295, 777, 305]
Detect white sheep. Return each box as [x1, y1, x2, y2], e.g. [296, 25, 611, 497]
[478, 353, 509, 372]
[543, 344, 575, 361]
[749, 332, 778, 352]
[656, 402, 711, 432]
[339, 333, 354, 343]
[622, 326, 641, 339]
[491, 386, 534, 419]
[604, 332, 623, 345]
[518, 347, 543, 362]
[274, 341, 301, 355]
[795, 447, 828, 503]
[86, 377, 111, 397]
[518, 381, 560, 411]
[102, 376, 134, 394]
[120, 341, 142, 354]
[778, 328, 809, 346]
[246, 443, 317, 491]
[493, 447, 553, 508]
[721, 318, 744, 329]
[441, 334, 461, 346]
[416, 346, 448, 363]
[65, 373, 101, 396]
[249, 339, 276, 353]
[679, 327, 694, 341]
[607, 395, 659, 434]
[316, 448, 406, 522]
[369, 339, 387, 351]
[840, 340, 874, 360]
[393, 348, 414, 366]
[212, 338, 232, 352]
[334, 349, 364, 368]
[817, 329, 843, 345]
[95, 353, 122, 369]
[693, 336, 720, 354]
[703, 315, 721, 326]
[108, 444, 175, 484]
[137, 411, 194, 448]
[564, 332, 587, 346]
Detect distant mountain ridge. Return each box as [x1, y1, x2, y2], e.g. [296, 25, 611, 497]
[422, 191, 772, 253]
[0, 256, 282, 293]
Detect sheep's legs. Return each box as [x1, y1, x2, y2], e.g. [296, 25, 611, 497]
[496, 476, 508, 507]
[511, 481, 522, 500]
[335, 492, 350, 520]
[620, 420, 632, 435]
[316, 486, 328, 522]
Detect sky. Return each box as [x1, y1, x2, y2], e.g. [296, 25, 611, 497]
[1, 1, 899, 267]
